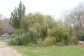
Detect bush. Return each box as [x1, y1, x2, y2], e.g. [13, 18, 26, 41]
[43, 37, 56, 46]
[37, 38, 44, 46]
[9, 37, 25, 45]
[69, 36, 78, 45]
[9, 30, 39, 45]
[9, 13, 78, 46]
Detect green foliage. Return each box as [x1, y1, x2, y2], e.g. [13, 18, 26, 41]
[43, 37, 56, 46]
[10, 1, 25, 29]
[47, 23, 77, 46]
[9, 12, 78, 46]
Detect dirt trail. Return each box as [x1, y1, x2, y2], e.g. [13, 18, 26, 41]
[0, 42, 22, 56]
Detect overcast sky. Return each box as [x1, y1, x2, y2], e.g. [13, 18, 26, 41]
[0, 0, 84, 20]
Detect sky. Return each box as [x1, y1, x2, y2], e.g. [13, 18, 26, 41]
[0, 0, 84, 20]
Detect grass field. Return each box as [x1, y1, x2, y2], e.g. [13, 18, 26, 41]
[12, 46, 84, 56]
[0, 38, 8, 42]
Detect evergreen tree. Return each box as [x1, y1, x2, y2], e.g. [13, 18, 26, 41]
[10, 1, 25, 29]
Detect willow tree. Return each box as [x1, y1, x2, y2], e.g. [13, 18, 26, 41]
[10, 1, 25, 29]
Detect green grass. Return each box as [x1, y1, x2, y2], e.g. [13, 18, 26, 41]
[0, 38, 9, 42]
[12, 46, 84, 56]
[0, 39, 6, 42]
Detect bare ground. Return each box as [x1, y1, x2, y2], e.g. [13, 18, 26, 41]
[0, 42, 22, 56]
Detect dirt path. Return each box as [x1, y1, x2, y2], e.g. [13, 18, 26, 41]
[0, 42, 22, 56]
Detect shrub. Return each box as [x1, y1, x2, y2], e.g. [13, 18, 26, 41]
[37, 38, 44, 46]
[9, 36, 25, 45]
[43, 37, 56, 46]
[69, 36, 78, 45]
[9, 30, 40, 45]
[9, 13, 78, 46]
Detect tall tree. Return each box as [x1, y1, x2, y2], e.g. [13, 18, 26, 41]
[10, 1, 25, 29]
[64, 3, 84, 30]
